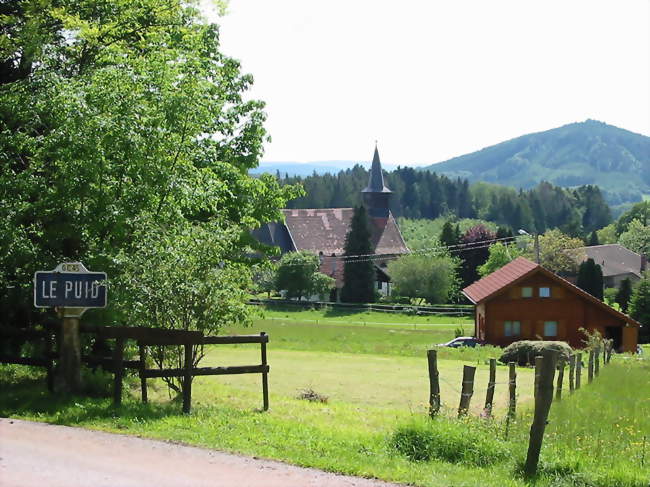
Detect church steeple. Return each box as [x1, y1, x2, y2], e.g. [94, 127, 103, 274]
[362, 145, 392, 217]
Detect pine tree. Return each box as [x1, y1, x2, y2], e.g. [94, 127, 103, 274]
[341, 206, 376, 303]
[576, 258, 604, 300]
[616, 278, 633, 313]
[588, 231, 600, 246]
[439, 221, 459, 248]
[629, 274, 650, 343]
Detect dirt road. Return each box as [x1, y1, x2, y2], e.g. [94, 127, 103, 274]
[0, 419, 400, 487]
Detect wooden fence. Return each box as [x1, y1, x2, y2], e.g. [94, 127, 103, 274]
[426, 338, 615, 476]
[0, 324, 269, 414]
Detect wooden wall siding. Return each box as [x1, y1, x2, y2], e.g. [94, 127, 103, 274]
[483, 274, 632, 351]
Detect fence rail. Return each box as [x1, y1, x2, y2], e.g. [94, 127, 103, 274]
[0, 324, 270, 414]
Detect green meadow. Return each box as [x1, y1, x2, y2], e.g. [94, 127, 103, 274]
[2, 307, 648, 486]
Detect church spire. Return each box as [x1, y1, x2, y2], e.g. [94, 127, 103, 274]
[362, 145, 392, 217]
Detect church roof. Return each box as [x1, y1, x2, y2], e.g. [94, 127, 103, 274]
[362, 147, 392, 194]
[279, 208, 408, 256]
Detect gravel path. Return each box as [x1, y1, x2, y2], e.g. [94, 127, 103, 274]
[0, 418, 402, 487]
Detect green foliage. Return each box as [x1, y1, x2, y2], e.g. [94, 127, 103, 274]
[499, 340, 573, 366]
[459, 224, 496, 286]
[391, 418, 509, 466]
[629, 273, 650, 343]
[252, 261, 278, 298]
[616, 201, 649, 235]
[341, 206, 375, 303]
[588, 230, 599, 246]
[439, 220, 459, 248]
[275, 251, 328, 300]
[615, 278, 633, 314]
[398, 217, 495, 251]
[478, 242, 522, 277]
[0, 0, 301, 334]
[576, 258, 604, 300]
[387, 254, 460, 305]
[596, 223, 618, 244]
[532, 229, 586, 275]
[618, 219, 650, 255]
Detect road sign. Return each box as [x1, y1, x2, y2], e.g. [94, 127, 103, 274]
[34, 262, 107, 309]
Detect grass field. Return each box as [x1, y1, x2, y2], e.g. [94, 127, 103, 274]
[2, 307, 649, 486]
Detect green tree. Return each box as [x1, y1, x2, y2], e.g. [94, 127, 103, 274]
[588, 231, 600, 246]
[618, 219, 650, 256]
[629, 273, 650, 343]
[478, 242, 522, 277]
[459, 224, 496, 287]
[275, 251, 322, 300]
[616, 201, 649, 235]
[439, 220, 459, 248]
[387, 254, 460, 305]
[576, 258, 604, 300]
[532, 229, 586, 275]
[341, 206, 376, 303]
[615, 278, 633, 314]
[0, 0, 301, 392]
[596, 223, 618, 244]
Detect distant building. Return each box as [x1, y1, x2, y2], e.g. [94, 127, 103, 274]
[463, 257, 640, 352]
[253, 147, 409, 300]
[573, 244, 646, 288]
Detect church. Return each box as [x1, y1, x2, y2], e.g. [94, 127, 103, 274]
[253, 147, 409, 300]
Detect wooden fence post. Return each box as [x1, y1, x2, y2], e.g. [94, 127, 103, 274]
[524, 351, 558, 477]
[261, 332, 269, 411]
[534, 356, 543, 398]
[458, 365, 476, 417]
[427, 349, 441, 417]
[594, 346, 600, 377]
[508, 362, 517, 420]
[112, 337, 125, 406]
[45, 331, 55, 393]
[483, 358, 496, 417]
[182, 343, 193, 414]
[575, 352, 582, 390]
[588, 350, 594, 384]
[568, 354, 575, 393]
[555, 358, 565, 400]
[138, 343, 148, 404]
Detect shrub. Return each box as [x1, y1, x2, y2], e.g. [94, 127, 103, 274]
[391, 418, 509, 466]
[499, 340, 573, 366]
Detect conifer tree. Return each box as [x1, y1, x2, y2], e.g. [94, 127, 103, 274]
[341, 206, 376, 303]
[629, 273, 650, 343]
[615, 278, 633, 313]
[588, 231, 600, 246]
[439, 221, 459, 248]
[576, 258, 604, 300]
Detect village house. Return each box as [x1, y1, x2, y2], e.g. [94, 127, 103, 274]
[463, 257, 640, 352]
[253, 147, 409, 300]
[574, 244, 647, 289]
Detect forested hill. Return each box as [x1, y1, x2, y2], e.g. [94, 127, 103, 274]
[421, 120, 650, 205]
[280, 167, 612, 237]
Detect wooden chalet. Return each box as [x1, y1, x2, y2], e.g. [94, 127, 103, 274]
[462, 257, 640, 352]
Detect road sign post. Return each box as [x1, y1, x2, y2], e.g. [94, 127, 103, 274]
[34, 262, 107, 393]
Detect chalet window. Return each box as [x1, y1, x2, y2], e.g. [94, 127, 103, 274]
[504, 321, 521, 337]
[539, 287, 551, 298]
[521, 287, 533, 298]
[544, 321, 558, 337]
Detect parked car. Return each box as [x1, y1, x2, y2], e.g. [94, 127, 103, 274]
[437, 337, 480, 348]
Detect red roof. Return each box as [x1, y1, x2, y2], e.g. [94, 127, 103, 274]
[463, 257, 539, 304]
[462, 257, 640, 328]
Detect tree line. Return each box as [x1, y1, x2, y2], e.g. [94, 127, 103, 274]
[278, 167, 612, 238]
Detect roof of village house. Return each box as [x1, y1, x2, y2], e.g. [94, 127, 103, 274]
[462, 257, 640, 327]
[279, 208, 408, 256]
[576, 244, 644, 278]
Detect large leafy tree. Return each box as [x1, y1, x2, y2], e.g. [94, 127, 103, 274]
[458, 224, 496, 287]
[341, 206, 375, 303]
[478, 242, 522, 277]
[387, 253, 460, 305]
[531, 229, 586, 275]
[618, 219, 650, 256]
[274, 251, 333, 300]
[0, 2, 300, 333]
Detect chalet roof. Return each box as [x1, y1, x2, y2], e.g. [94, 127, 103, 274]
[280, 208, 408, 256]
[577, 244, 644, 278]
[462, 257, 640, 327]
[362, 147, 392, 194]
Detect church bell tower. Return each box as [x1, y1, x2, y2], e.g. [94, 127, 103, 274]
[362, 145, 392, 218]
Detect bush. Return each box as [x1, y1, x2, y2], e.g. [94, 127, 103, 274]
[391, 418, 509, 466]
[499, 340, 573, 366]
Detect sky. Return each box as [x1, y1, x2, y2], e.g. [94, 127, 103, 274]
[204, 1, 650, 167]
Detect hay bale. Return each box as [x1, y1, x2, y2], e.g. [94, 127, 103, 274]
[499, 340, 572, 366]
